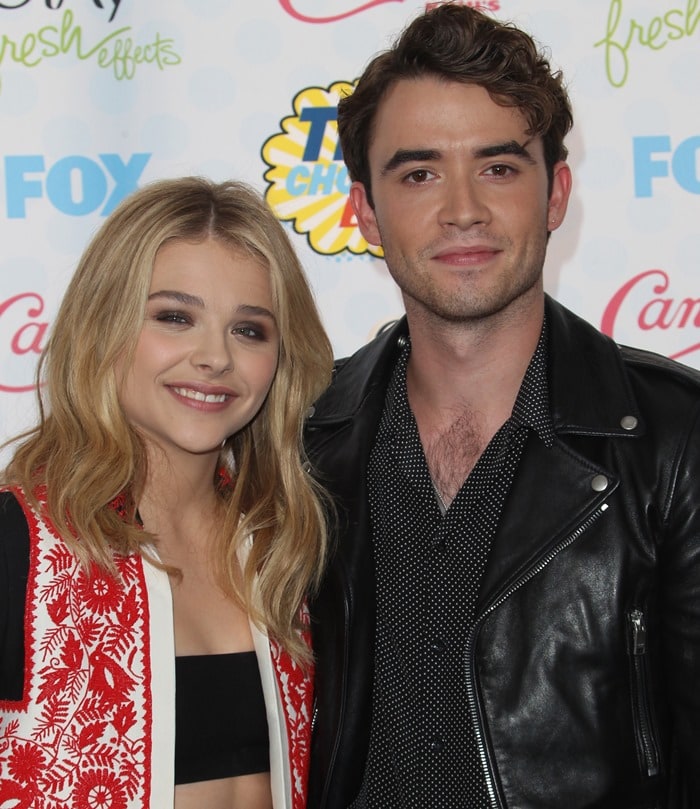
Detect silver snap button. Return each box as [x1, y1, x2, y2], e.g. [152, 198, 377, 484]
[620, 415, 638, 431]
[305, 405, 315, 418]
[591, 474, 609, 492]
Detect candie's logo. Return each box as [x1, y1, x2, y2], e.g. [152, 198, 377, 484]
[602, 269, 700, 362]
[0, 290, 47, 392]
[262, 82, 381, 257]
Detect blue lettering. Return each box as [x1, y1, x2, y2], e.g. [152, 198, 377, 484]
[300, 107, 342, 161]
[3, 152, 151, 217]
[286, 165, 310, 196]
[47, 155, 106, 215]
[99, 152, 150, 214]
[335, 164, 350, 194]
[671, 135, 700, 194]
[634, 135, 700, 196]
[308, 162, 338, 195]
[5, 155, 45, 218]
[633, 135, 670, 197]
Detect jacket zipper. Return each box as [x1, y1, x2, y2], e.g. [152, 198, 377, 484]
[464, 503, 610, 809]
[627, 609, 659, 777]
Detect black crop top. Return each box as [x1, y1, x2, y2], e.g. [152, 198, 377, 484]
[174, 651, 270, 784]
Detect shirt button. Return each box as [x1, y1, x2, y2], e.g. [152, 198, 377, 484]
[429, 734, 444, 753]
[430, 638, 446, 653]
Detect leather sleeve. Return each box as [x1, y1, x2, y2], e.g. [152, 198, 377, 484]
[660, 400, 700, 797]
[0, 490, 30, 701]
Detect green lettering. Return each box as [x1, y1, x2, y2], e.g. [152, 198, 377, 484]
[594, 0, 630, 87]
[665, 9, 685, 39]
[0, 8, 182, 91]
[596, 0, 700, 88]
[644, 17, 666, 49]
[38, 24, 60, 58]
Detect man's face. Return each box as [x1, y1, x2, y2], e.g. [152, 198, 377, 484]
[350, 77, 571, 326]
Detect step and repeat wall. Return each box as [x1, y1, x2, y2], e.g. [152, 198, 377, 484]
[1, 0, 698, 454]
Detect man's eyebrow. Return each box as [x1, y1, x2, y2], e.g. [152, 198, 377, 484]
[380, 140, 537, 175]
[474, 139, 537, 164]
[381, 149, 442, 175]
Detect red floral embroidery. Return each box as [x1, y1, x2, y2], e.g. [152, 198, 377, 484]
[270, 605, 314, 809]
[75, 565, 123, 615]
[0, 488, 152, 808]
[6, 742, 46, 787]
[72, 768, 128, 809]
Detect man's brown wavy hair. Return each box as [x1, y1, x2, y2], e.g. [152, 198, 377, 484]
[337, 3, 573, 205]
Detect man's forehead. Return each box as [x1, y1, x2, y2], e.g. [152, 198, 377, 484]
[367, 78, 541, 160]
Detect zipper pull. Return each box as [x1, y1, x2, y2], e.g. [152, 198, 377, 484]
[628, 609, 646, 655]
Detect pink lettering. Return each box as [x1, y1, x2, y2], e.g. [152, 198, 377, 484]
[12, 321, 48, 354]
[279, 0, 402, 24]
[0, 292, 47, 393]
[601, 269, 700, 361]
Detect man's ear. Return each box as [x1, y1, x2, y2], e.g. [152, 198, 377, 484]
[349, 182, 382, 246]
[547, 161, 572, 231]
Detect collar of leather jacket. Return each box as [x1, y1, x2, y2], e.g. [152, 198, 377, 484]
[306, 295, 648, 440]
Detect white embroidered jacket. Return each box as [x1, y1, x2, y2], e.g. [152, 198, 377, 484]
[0, 486, 313, 809]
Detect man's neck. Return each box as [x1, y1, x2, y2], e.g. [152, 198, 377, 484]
[404, 295, 545, 460]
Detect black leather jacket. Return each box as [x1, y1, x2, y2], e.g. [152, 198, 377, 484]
[304, 297, 700, 809]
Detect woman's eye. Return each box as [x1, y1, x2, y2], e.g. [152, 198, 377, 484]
[154, 311, 191, 325]
[234, 325, 265, 340]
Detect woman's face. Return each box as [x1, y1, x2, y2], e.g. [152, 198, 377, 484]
[119, 237, 280, 469]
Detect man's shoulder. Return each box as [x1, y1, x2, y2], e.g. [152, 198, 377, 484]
[333, 317, 407, 373]
[550, 297, 700, 386]
[311, 318, 407, 421]
[616, 343, 700, 426]
[547, 297, 700, 432]
[618, 342, 700, 389]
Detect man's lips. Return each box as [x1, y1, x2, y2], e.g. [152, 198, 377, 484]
[432, 245, 501, 265]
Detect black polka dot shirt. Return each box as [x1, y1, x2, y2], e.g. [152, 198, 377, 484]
[352, 321, 554, 809]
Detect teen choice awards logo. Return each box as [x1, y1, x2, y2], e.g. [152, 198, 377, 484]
[262, 82, 381, 257]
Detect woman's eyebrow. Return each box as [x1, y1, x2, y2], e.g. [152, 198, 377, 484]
[147, 290, 205, 307]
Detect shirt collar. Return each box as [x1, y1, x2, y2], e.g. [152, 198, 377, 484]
[511, 316, 554, 446]
[383, 316, 554, 447]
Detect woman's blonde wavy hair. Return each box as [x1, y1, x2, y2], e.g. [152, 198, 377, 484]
[4, 176, 333, 664]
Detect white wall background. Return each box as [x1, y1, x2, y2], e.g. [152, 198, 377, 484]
[1, 0, 698, 457]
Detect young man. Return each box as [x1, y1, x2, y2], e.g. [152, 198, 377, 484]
[305, 5, 700, 808]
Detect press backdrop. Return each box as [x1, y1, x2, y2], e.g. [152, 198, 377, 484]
[1, 0, 698, 456]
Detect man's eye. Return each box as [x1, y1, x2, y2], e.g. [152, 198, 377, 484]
[404, 169, 434, 184]
[486, 164, 515, 178]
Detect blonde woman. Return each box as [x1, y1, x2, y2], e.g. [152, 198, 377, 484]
[0, 177, 332, 809]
